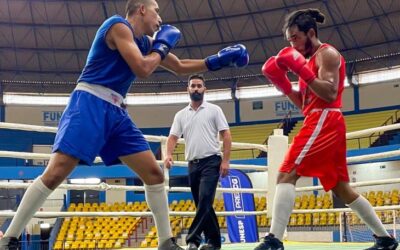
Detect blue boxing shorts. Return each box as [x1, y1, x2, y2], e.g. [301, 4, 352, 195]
[52, 90, 150, 165]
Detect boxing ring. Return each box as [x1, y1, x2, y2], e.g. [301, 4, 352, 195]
[0, 121, 400, 249]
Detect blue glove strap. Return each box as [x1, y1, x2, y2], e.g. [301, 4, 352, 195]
[205, 54, 222, 71]
[151, 42, 169, 60]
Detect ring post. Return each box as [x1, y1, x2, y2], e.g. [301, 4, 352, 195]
[267, 129, 288, 218]
[160, 137, 170, 193]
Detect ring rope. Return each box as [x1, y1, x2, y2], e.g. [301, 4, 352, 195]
[0, 182, 268, 194]
[0, 122, 268, 152]
[0, 150, 398, 167]
[1, 175, 400, 194]
[2, 121, 400, 145]
[0, 204, 399, 218]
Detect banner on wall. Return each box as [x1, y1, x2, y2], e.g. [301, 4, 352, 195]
[220, 169, 258, 243]
[274, 100, 300, 116]
[42, 111, 63, 126]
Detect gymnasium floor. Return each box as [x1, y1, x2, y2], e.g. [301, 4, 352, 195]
[123, 241, 372, 250]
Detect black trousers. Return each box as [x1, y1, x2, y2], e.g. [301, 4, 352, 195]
[186, 154, 221, 247]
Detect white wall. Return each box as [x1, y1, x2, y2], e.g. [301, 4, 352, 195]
[347, 160, 400, 193]
[105, 178, 126, 204]
[5, 106, 64, 126]
[128, 99, 235, 128]
[3, 83, 397, 127]
[239, 86, 355, 123]
[249, 160, 400, 199]
[359, 80, 400, 109]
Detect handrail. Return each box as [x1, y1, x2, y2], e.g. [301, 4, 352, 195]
[348, 110, 399, 149]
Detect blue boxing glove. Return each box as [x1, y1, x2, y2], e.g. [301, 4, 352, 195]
[151, 25, 181, 60]
[205, 44, 249, 71]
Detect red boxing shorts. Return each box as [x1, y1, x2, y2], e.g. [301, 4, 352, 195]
[280, 108, 350, 191]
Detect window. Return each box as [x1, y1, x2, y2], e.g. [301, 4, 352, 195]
[252, 101, 263, 110]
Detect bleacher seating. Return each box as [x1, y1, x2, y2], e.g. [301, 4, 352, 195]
[345, 110, 397, 149]
[54, 201, 147, 249]
[230, 123, 279, 159]
[56, 187, 400, 249]
[288, 110, 398, 149]
[140, 198, 226, 248]
[172, 123, 279, 161]
[254, 188, 399, 227]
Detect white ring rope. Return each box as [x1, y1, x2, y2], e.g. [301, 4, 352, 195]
[0, 182, 268, 194]
[0, 122, 268, 152]
[0, 151, 268, 171]
[0, 204, 399, 218]
[346, 123, 400, 139]
[347, 150, 400, 163]
[1, 176, 400, 194]
[0, 121, 399, 217]
[0, 149, 398, 167]
[296, 177, 400, 192]
[3, 122, 400, 149]
[161, 160, 268, 170]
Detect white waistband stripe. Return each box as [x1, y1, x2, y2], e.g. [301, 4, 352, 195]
[75, 82, 126, 108]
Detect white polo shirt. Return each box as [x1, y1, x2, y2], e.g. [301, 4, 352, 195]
[169, 101, 229, 161]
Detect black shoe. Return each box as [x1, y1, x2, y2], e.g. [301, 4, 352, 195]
[0, 237, 20, 250]
[159, 238, 184, 250]
[365, 235, 398, 250]
[186, 242, 198, 250]
[199, 243, 221, 250]
[254, 234, 284, 250]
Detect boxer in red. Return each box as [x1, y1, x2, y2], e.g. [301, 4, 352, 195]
[254, 9, 398, 250]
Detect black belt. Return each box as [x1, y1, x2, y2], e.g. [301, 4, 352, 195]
[189, 154, 220, 164]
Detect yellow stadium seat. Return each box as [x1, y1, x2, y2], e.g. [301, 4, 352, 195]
[289, 214, 297, 226]
[71, 241, 80, 249]
[297, 214, 304, 226]
[150, 239, 158, 247]
[328, 213, 335, 225]
[54, 241, 63, 250]
[141, 240, 149, 247]
[351, 213, 361, 225]
[312, 213, 320, 225]
[320, 213, 327, 225]
[294, 196, 301, 209]
[305, 214, 312, 225]
[88, 241, 96, 249]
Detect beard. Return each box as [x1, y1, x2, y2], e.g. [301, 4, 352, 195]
[190, 92, 204, 101]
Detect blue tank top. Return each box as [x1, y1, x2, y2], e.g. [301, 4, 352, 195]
[78, 15, 151, 97]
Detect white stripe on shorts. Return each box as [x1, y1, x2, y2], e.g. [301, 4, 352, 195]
[294, 109, 329, 165]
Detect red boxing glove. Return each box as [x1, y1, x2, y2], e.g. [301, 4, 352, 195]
[262, 57, 292, 95]
[276, 47, 316, 83]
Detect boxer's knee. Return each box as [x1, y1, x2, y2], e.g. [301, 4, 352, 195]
[277, 170, 300, 185]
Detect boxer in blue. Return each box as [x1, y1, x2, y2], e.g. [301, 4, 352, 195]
[0, 0, 249, 249]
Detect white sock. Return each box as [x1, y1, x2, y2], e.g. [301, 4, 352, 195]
[4, 177, 53, 238]
[268, 183, 296, 241]
[348, 195, 390, 237]
[144, 183, 172, 245]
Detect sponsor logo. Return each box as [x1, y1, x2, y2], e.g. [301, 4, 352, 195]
[230, 176, 245, 219]
[238, 220, 246, 242]
[43, 111, 62, 127]
[274, 100, 300, 116]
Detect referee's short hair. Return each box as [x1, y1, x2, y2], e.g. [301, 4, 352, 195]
[188, 74, 205, 86]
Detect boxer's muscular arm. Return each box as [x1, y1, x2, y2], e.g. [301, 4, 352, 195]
[145, 35, 207, 75]
[308, 47, 341, 103]
[287, 90, 303, 109]
[107, 23, 161, 78]
[161, 53, 208, 75]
